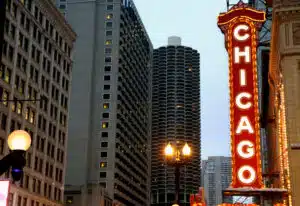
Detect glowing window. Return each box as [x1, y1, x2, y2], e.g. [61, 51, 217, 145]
[105, 40, 112, 45]
[106, 14, 113, 20]
[100, 162, 107, 168]
[103, 103, 109, 109]
[17, 102, 22, 114]
[102, 122, 109, 128]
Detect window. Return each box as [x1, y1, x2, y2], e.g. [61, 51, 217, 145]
[66, 196, 73, 204]
[101, 152, 107, 157]
[103, 94, 110, 99]
[100, 172, 107, 178]
[101, 142, 108, 147]
[106, 14, 113, 20]
[101, 132, 108, 138]
[104, 75, 110, 81]
[102, 122, 108, 128]
[102, 113, 109, 118]
[100, 162, 107, 168]
[106, 22, 113, 28]
[104, 85, 110, 90]
[105, 47, 112, 53]
[104, 66, 111, 72]
[106, 5, 113, 10]
[106, 31, 112, 36]
[105, 40, 112, 45]
[105, 57, 111, 63]
[100, 182, 106, 188]
[103, 103, 109, 109]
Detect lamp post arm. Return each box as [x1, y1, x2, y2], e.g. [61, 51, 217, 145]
[0, 150, 26, 176]
[0, 152, 13, 176]
[175, 165, 180, 204]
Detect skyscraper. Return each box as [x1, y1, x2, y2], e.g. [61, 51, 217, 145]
[65, 0, 153, 205]
[202, 156, 232, 206]
[151, 36, 201, 206]
[0, 0, 75, 205]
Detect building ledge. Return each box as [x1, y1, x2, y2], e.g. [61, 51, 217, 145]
[223, 187, 288, 198]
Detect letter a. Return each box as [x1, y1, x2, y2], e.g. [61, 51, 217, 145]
[236, 116, 254, 134]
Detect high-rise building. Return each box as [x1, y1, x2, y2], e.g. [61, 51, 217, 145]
[202, 156, 232, 206]
[151, 36, 201, 206]
[0, 0, 75, 205]
[65, 0, 153, 205]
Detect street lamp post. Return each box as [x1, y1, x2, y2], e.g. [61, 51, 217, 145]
[0, 130, 31, 181]
[165, 142, 191, 205]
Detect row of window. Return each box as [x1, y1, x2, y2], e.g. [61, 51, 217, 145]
[0, 88, 67, 129]
[16, 0, 72, 57]
[1, 42, 70, 104]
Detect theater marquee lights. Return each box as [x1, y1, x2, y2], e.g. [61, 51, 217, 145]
[217, 1, 266, 188]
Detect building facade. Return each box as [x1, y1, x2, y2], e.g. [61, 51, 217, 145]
[1, 0, 75, 205]
[151, 36, 201, 206]
[267, 0, 300, 205]
[65, 0, 153, 205]
[202, 156, 232, 206]
[251, 0, 272, 184]
[64, 184, 113, 206]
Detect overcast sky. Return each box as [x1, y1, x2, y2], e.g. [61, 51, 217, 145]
[133, 0, 248, 159]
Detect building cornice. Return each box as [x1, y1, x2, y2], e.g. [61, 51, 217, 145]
[37, 0, 77, 43]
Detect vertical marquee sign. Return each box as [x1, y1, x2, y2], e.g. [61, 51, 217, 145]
[217, 1, 266, 188]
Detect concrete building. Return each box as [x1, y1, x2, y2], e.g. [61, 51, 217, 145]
[202, 156, 232, 206]
[65, 0, 153, 205]
[267, 0, 300, 205]
[151, 36, 201, 206]
[64, 184, 113, 206]
[1, 0, 75, 205]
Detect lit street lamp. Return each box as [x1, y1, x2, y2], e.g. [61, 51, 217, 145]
[164, 142, 191, 205]
[0, 130, 31, 182]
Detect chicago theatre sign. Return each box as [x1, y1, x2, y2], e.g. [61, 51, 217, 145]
[217, 1, 266, 188]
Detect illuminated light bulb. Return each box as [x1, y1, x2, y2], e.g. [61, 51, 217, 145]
[165, 143, 173, 156]
[182, 143, 191, 156]
[8, 130, 31, 151]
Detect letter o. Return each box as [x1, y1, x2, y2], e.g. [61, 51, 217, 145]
[237, 165, 256, 184]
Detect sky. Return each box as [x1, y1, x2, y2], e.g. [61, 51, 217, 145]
[133, 0, 247, 159]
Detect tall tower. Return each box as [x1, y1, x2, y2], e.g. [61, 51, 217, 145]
[0, 0, 76, 205]
[151, 36, 201, 206]
[65, 0, 153, 205]
[202, 156, 232, 206]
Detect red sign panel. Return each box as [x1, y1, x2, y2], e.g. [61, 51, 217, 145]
[217, 2, 266, 188]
